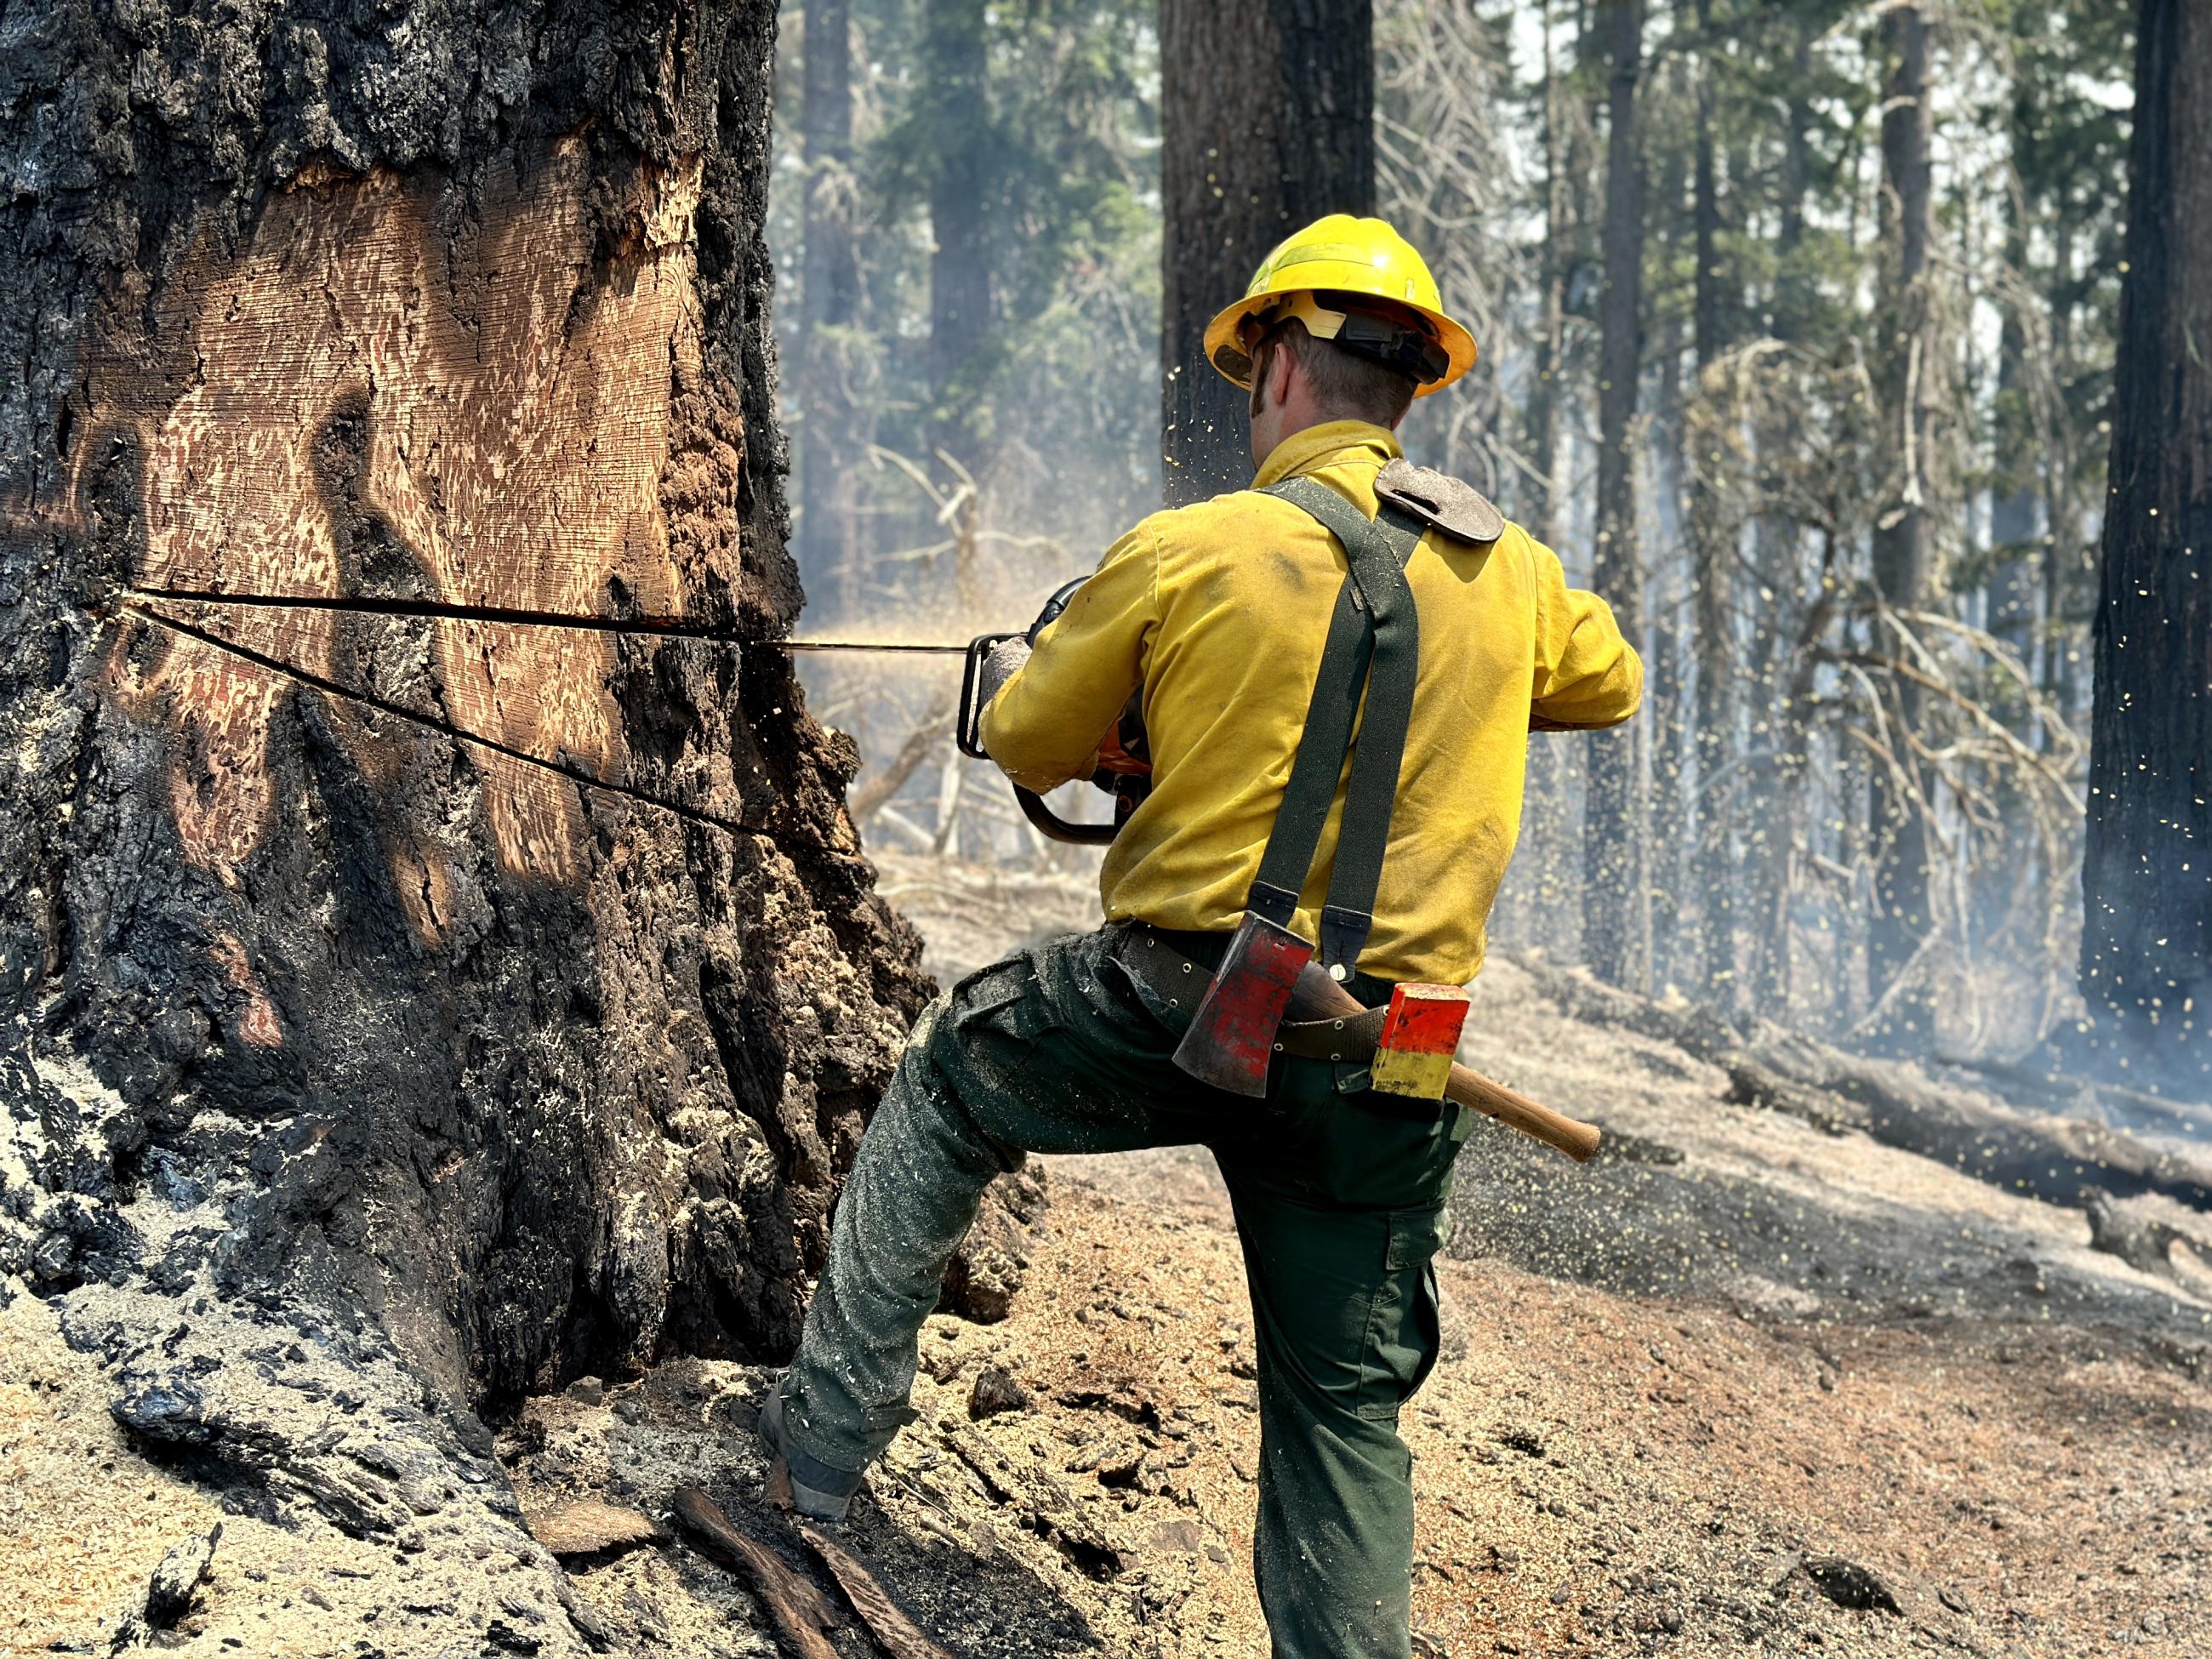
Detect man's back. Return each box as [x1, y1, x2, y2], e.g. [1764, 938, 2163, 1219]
[983, 419, 1642, 984]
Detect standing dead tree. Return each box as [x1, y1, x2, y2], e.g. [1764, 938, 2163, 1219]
[1865, 0, 1944, 1048]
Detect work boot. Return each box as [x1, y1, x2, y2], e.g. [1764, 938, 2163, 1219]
[756, 1386, 863, 1522]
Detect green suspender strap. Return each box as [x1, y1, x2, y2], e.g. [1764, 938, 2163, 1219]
[1245, 477, 1428, 980]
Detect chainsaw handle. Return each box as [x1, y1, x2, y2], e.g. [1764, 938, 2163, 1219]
[1012, 784, 1117, 846]
[958, 630, 1120, 846]
[956, 632, 1021, 761]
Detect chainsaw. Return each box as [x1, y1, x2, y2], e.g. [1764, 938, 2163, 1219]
[951, 577, 1152, 846]
[786, 574, 1146, 845]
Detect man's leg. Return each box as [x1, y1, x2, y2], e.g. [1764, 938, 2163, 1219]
[767, 935, 1185, 1510]
[1215, 1083, 1463, 1659]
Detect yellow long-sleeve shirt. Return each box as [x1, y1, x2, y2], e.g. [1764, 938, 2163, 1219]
[981, 421, 1643, 984]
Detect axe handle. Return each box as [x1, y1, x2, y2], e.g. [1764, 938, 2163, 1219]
[1443, 1063, 1602, 1163]
[1286, 965, 1601, 1163]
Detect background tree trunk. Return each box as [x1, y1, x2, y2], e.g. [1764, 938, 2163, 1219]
[1524, 0, 1572, 549]
[1583, 0, 1650, 989]
[797, 0, 863, 615]
[2082, 0, 2212, 1084]
[925, 0, 995, 469]
[1689, 0, 1735, 997]
[1746, 8, 1815, 1018]
[1160, 0, 1375, 505]
[1866, 1, 1938, 1046]
[0, 0, 926, 1634]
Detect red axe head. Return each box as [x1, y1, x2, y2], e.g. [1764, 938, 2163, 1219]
[1171, 912, 1315, 1097]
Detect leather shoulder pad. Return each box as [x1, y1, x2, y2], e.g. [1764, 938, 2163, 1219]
[1377, 458, 1504, 546]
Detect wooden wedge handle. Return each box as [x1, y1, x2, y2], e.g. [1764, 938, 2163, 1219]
[1284, 963, 1601, 1162]
[1443, 1062, 1602, 1162]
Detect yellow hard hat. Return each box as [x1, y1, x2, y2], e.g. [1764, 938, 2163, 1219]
[1202, 214, 1477, 399]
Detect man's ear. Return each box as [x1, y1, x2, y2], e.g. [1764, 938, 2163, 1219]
[1246, 340, 1276, 419]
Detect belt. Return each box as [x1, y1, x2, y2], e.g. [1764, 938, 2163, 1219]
[1113, 923, 1393, 1064]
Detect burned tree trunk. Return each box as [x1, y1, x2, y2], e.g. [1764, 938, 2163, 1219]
[1160, 0, 1376, 505]
[0, 0, 926, 1643]
[1688, 0, 1735, 998]
[2081, 0, 2212, 1086]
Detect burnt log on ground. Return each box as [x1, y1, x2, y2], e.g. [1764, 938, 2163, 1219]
[1519, 957, 2212, 1217]
[0, 3, 1001, 1651]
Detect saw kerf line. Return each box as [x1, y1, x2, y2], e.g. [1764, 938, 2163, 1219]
[122, 588, 971, 653]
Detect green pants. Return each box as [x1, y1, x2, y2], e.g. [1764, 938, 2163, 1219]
[772, 923, 1464, 1659]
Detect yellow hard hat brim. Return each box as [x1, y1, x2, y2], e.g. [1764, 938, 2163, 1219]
[1202, 282, 1478, 399]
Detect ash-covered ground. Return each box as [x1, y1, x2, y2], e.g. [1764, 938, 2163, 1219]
[6, 851, 2208, 1656]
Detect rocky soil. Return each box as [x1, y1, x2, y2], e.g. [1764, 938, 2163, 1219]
[7, 851, 2210, 1656]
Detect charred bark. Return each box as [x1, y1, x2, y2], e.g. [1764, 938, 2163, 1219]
[1160, 0, 1375, 505]
[2080, 0, 2212, 1086]
[0, 3, 929, 1647]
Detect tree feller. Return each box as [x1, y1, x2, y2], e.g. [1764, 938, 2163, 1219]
[762, 215, 1643, 1659]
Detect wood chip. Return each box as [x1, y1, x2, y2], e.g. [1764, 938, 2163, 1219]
[671, 1487, 842, 1659]
[799, 1521, 962, 1659]
[522, 1500, 661, 1558]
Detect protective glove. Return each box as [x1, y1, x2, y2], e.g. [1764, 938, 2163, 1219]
[977, 636, 1032, 710]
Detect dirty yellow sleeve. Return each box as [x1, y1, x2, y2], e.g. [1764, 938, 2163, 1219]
[979, 520, 1156, 794]
[1529, 538, 1643, 730]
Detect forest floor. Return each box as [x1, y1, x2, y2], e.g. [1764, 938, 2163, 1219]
[6, 850, 2211, 1657]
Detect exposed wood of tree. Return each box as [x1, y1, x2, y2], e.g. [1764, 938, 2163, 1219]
[1866, 2, 1939, 1044]
[1160, 0, 1376, 505]
[799, 0, 862, 614]
[1584, 0, 1651, 989]
[2081, 0, 2212, 1080]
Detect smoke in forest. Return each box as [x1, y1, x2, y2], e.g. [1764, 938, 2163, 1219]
[766, 0, 2204, 1126]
